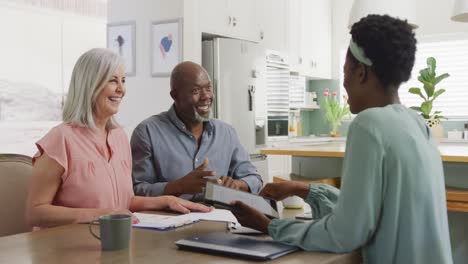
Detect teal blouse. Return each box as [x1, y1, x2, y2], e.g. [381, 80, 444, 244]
[268, 105, 453, 264]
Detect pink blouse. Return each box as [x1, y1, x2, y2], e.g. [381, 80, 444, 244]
[33, 123, 134, 210]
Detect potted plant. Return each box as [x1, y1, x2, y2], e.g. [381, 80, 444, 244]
[321, 88, 351, 137]
[408, 57, 449, 139]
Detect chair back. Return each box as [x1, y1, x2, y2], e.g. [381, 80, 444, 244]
[0, 154, 33, 236]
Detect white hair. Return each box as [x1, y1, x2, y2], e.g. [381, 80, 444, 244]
[62, 48, 123, 129]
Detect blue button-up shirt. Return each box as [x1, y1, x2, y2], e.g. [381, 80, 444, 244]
[130, 105, 263, 200]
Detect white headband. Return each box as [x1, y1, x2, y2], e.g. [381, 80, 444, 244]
[349, 39, 373, 66]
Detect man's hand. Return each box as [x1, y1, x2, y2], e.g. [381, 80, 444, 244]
[219, 176, 249, 192]
[259, 182, 309, 201]
[164, 159, 220, 195]
[164, 196, 213, 214]
[231, 201, 271, 233]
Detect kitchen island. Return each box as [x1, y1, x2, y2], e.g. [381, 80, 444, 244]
[261, 140, 468, 185]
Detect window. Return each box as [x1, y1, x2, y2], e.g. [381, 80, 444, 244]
[0, 3, 106, 155]
[340, 34, 468, 119]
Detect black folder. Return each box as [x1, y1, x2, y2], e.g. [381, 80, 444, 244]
[175, 232, 299, 261]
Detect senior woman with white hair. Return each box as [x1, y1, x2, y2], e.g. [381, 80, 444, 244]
[26, 48, 210, 228]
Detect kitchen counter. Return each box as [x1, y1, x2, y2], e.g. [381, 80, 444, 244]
[261, 141, 468, 163]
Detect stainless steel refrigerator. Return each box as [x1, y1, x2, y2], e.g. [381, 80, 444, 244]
[202, 38, 268, 181]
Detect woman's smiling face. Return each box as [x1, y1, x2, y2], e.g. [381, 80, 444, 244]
[94, 64, 126, 121]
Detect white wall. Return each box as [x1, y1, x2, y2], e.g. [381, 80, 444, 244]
[108, 0, 184, 134]
[331, 0, 468, 79]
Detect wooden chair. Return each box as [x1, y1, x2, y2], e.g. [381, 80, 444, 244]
[0, 154, 33, 236]
[446, 187, 468, 213]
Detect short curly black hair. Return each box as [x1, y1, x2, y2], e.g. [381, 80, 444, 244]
[350, 14, 417, 91]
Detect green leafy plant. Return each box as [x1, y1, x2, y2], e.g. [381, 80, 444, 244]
[322, 88, 351, 134]
[408, 57, 450, 120]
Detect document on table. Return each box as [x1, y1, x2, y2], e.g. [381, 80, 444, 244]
[132, 209, 238, 231]
[186, 209, 238, 223]
[132, 213, 198, 230]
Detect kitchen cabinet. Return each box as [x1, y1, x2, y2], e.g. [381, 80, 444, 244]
[255, 0, 288, 53]
[266, 140, 291, 181]
[267, 154, 291, 182]
[198, 0, 258, 42]
[287, 0, 331, 79]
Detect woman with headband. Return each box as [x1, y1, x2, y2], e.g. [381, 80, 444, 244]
[231, 14, 453, 263]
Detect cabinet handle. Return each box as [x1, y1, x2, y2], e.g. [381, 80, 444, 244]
[310, 60, 317, 68]
[248, 85, 255, 111]
[232, 16, 237, 27]
[298, 57, 303, 64]
[228, 16, 232, 25]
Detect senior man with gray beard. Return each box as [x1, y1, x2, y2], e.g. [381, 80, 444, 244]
[130, 61, 263, 200]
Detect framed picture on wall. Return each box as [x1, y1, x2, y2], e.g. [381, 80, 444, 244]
[151, 18, 183, 77]
[107, 21, 136, 76]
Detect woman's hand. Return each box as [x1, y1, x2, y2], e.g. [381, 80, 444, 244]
[260, 182, 310, 201]
[165, 196, 213, 214]
[231, 201, 271, 233]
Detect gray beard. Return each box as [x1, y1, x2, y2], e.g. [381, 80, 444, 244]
[193, 107, 212, 122]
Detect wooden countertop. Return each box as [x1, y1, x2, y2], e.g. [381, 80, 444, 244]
[0, 212, 361, 264]
[261, 141, 468, 163]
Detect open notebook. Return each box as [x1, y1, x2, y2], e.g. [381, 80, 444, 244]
[132, 209, 238, 231]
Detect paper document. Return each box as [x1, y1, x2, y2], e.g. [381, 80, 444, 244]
[186, 209, 238, 223]
[132, 213, 198, 230]
[132, 209, 238, 231]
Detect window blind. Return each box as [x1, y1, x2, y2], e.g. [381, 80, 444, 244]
[289, 75, 306, 109]
[266, 64, 290, 119]
[400, 38, 468, 119]
[340, 35, 468, 119]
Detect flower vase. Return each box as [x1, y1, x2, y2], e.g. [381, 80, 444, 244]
[329, 130, 341, 137]
[426, 119, 444, 142]
[329, 122, 341, 137]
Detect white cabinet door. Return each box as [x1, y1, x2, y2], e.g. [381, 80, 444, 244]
[198, 0, 258, 42]
[255, 0, 288, 53]
[301, 0, 331, 79]
[198, 0, 230, 37]
[267, 155, 291, 182]
[287, 0, 331, 79]
[287, 0, 302, 72]
[228, 0, 258, 42]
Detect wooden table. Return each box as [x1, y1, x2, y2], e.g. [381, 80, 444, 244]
[0, 211, 361, 264]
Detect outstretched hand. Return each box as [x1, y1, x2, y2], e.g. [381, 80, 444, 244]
[165, 159, 220, 195]
[219, 176, 249, 191]
[230, 201, 271, 233]
[260, 181, 309, 201]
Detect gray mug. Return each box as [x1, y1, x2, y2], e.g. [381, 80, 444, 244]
[89, 214, 132, 251]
